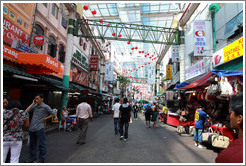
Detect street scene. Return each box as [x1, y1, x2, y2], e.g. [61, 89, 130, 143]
[2, 1, 244, 164]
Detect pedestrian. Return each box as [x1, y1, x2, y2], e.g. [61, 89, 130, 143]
[76, 97, 93, 145]
[215, 92, 243, 163]
[61, 106, 70, 130]
[143, 102, 152, 128]
[118, 98, 131, 142]
[156, 102, 160, 124]
[194, 101, 211, 149]
[3, 100, 29, 163]
[112, 98, 121, 134]
[151, 102, 158, 127]
[3, 97, 8, 111]
[132, 102, 139, 120]
[25, 93, 55, 163]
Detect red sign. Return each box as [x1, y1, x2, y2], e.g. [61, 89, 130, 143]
[72, 68, 89, 86]
[90, 55, 98, 71]
[3, 44, 19, 62]
[3, 17, 30, 45]
[33, 35, 45, 46]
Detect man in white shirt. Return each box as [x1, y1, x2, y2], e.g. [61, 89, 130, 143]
[76, 98, 93, 145]
[112, 98, 121, 134]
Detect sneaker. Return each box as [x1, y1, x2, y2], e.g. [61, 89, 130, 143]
[198, 145, 206, 149]
[120, 136, 124, 140]
[194, 142, 198, 147]
[124, 139, 127, 142]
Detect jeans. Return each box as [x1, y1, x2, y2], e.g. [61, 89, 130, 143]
[194, 128, 203, 143]
[113, 118, 120, 134]
[133, 112, 138, 119]
[76, 118, 89, 143]
[29, 128, 46, 161]
[120, 120, 129, 139]
[3, 141, 22, 163]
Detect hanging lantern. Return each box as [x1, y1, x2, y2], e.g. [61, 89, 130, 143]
[145, 63, 147, 65]
[148, 62, 151, 64]
[135, 47, 138, 50]
[128, 69, 130, 71]
[92, 10, 97, 15]
[139, 66, 140, 69]
[131, 70, 133, 72]
[112, 32, 116, 36]
[83, 5, 89, 10]
[142, 66, 143, 68]
[118, 34, 122, 38]
[106, 23, 110, 27]
[149, 57, 151, 59]
[152, 59, 154, 61]
[127, 41, 130, 44]
[142, 51, 144, 53]
[144, 55, 147, 57]
[136, 69, 138, 71]
[133, 68, 135, 70]
[151, 55, 154, 57]
[99, 18, 103, 23]
[131, 47, 134, 50]
[139, 51, 141, 54]
[147, 53, 149, 55]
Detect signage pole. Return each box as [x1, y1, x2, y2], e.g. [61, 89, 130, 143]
[179, 28, 186, 83]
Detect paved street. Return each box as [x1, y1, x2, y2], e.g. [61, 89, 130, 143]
[20, 113, 218, 163]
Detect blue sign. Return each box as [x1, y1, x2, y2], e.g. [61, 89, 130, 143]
[16, 41, 38, 53]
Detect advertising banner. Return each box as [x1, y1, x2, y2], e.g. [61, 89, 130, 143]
[72, 68, 89, 86]
[3, 44, 19, 62]
[11, 40, 38, 53]
[223, 37, 243, 63]
[90, 54, 98, 71]
[105, 62, 114, 82]
[172, 45, 179, 62]
[212, 48, 224, 67]
[194, 20, 207, 56]
[186, 59, 206, 80]
[166, 65, 172, 80]
[148, 65, 155, 84]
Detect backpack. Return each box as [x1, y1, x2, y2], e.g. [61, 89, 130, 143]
[145, 105, 152, 113]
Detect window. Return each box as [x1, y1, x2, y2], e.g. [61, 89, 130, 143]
[59, 44, 65, 63]
[42, 3, 47, 7]
[61, 17, 67, 29]
[61, 5, 68, 29]
[3, 5, 8, 15]
[79, 38, 83, 46]
[51, 4, 58, 19]
[47, 35, 57, 58]
[17, 17, 22, 26]
[24, 22, 28, 29]
[10, 11, 15, 19]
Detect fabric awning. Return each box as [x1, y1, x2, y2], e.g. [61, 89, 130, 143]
[174, 82, 190, 89]
[18, 53, 62, 74]
[211, 70, 243, 77]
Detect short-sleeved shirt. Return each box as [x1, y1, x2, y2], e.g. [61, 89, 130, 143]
[119, 104, 131, 122]
[29, 103, 55, 132]
[76, 102, 93, 119]
[133, 105, 139, 112]
[112, 103, 121, 118]
[194, 108, 209, 129]
[3, 109, 28, 141]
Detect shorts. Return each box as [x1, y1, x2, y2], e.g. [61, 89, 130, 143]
[145, 112, 151, 121]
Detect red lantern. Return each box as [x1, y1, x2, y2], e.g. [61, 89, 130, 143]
[154, 58, 156, 60]
[142, 51, 144, 53]
[131, 70, 133, 72]
[99, 18, 103, 23]
[83, 5, 89, 10]
[152, 59, 154, 61]
[112, 32, 116, 36]
[133, 68, 135, 70]
[148, 62, 150, 64]
[131, 47, 134, 50]
[92, 10, 97, 15]
[128, 69, 130, 71]
[142, 66, 143, 68]
[151, 55, 154, 57]
[135, 47, 138, 50]
[118, 34, 122, 37]
[149, 57, 151, 59]
[139, 67, 140, 69]
[136, 69, 138, 71]
[145, 55, 147, 57]
[139, 51, 141, 54]
[127, 41, 130, 44]
[147, 53, 149, 55]
[145, 63, 147, 65]
[106, 23, 110, 27]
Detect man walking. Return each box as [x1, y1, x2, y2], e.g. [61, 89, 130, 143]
[132, 102, 139, 120]
[25, 93, 55, 163]
[112, 98, 121, 134]
[143, 102, 152, 128]
[118, 98, 131, 142]
[76, 98, 93, 145]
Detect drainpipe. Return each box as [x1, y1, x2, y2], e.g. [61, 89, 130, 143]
[209, 3, 220, 52]
[29, 3, 38, 46]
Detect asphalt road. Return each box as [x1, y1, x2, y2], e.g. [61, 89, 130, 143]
[19, 113, 218, 163]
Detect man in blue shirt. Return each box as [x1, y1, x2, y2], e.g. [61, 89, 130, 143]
[194, 101, 210, 149]
[143, 102, 152, 128]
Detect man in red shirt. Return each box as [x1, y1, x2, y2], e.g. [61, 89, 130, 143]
[215, 92, 243, 163]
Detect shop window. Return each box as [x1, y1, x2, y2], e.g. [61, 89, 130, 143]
[79, 38, 83, 46]
[47, 35, 57, 58]
[52, 4, 58, 19]
[17, 17, 22, 26]
[91, 48, 95, 55]
[83, 43, 87, 51]
[10, 11, 15, 19]
[24, 22, 28, 29]
[3, 5, 7, 15]
[59, 44, 65, 63]
[61, 5, 68, 29]
[35, 24, 44, 50]
[61, 17, 67, 29]
[43, 3, 47, 7]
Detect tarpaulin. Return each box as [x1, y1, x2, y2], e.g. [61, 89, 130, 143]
[174, 82, 190, 89]
[211, 70, 243, 77]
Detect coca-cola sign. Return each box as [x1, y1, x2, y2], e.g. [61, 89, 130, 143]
[3, 17, 30, 45]
[72, 67, 89, 86]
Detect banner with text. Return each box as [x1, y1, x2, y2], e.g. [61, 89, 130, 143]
[105, 62, 114, 82]
[186, 59, 206, 80]
[166, 65, 172, 80]
[194, 20, 207, 56]
[148, 65, 155, 84]
[172, 45, 179, 62]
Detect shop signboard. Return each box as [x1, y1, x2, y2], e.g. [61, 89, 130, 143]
[172, 45, 179, 62]
[72, 67, 89, 86]
[166, 65, 172, 80]
[194, 20, 207, 56]
[33, 35, 45, 46]
[212, 48, 224, 67]
[105, 62, 114, 82]
[3, 44, 19, 62]
[90, 54, 98, 71]
[11, 39, 37, 53]
[148, 65, 155, 84]
[186, 59, 206, 80]
[3, 17, 30, 45]
[223, 37, 243, 63]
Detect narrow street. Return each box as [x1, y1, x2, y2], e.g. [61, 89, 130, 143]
[20, 113, 217, 163]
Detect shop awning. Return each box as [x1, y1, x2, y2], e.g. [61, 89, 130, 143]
[18, 53, 62, 74]
[174, 82, 190, 89]
[211, 70, 243, 77]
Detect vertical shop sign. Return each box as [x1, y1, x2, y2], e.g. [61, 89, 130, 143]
[90, 54, 98, 71]
[212, 48, 224, 67]
[166, 65, 172, 80]
[194, 20, 207, 56]
[105, 62, 114, 82]
[172, 45, 179, 62]
[148, 65, 155, 84]
[186, 59, 206, 80]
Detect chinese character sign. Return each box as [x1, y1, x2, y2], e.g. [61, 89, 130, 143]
[105, 62, 114, 82]
[90, 55, 98, 71]
[148, 65, 155, 85]
[172, 45, 179, 62]
[166, 65, 172, 79]
[194, 20, 207, 56]
[186, 59, 206, 80]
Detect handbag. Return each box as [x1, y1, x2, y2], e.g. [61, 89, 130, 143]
[177, 125, 186, 134]
[207, 83, 221, 96]
[211, 132, 230, 149]
[220, 77, 234, 96]
[202, 127, 214, 142]
[189, 126, 195, 136]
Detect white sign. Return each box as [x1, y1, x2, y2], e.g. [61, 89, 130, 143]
[105, 62, 114, 81]
[172, 45, 179, 62]
[212, 48, 224, 67]
[194, 20, 207, 56]
[148, 65, 155, 84]
[186, 59, 206, 80]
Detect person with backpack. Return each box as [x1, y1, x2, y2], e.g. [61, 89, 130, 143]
[143, 102, 153, 128]
[118, 98, 131, 142]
